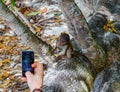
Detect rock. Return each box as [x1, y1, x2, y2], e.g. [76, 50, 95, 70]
[93, 61, 120, 92]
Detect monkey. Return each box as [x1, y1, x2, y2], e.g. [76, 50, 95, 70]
[55, 32, 73, 62]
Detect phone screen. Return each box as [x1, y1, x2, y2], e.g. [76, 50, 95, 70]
[22, 51, 34, 77]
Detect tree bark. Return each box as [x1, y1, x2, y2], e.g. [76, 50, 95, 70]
[58, 0, 90, 50]
[74, 0, 95, 22]
[0, 1, 54, 64]
[88, 0, 120, 72]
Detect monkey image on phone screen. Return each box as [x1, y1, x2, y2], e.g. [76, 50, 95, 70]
[22, 51, 34, 77]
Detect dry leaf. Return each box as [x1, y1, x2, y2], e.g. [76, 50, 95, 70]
[35, 26, 41, 32]
[0, 61, 2, 67]
[0, 44, 5, 49]
[11, 36, 17, 41]
[22, 46, 30, 50]
[0, 36, 3, 41]
[6, 46, 12, 51]
[48, 35, 59, 39]
[54, 17, 62, 22]
[0, 74, 2, 79]
[33, 25, 43, 33]
[9, 76, 14, 80]
[19, 7, 28, 14]
[35, 53, 39, 56]
[0, 44, 5, 53]
[19, 7, 36, 16]
[24, 11, 29, 15]
[46, 17, 62, 23]
[0, 79, 10, 88]
[3, 71, 9, 77]
[0, 19, 5, 24]
[4, 37, 11, 44]
[40, 7, 47, 14]
[2, 59, 11, 64]
[46, 39, 52, 45]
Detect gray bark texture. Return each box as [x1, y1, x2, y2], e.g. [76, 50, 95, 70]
[88, 0, 120, 91]
[69, 0, 120, 72]
[58, 0, 90, 50]
[88, 0, 120, 65]
[75, 0, 95, 22]
[93, 61, 120, 92]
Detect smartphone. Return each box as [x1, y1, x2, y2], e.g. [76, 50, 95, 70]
[22, 51, 34, 77]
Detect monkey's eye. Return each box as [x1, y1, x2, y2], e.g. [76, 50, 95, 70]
[61, 39, 66, 43]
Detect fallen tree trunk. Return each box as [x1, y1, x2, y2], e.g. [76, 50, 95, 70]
[58, 0, 90, 50]
[0, 1, 54, 64]
[74, 0, 95, 22]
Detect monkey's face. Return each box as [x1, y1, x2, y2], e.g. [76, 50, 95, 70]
[59, 37, 68, 46]
[59, 33, 70, 46]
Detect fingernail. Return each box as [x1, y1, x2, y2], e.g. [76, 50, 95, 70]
[25, 71, 31, 76]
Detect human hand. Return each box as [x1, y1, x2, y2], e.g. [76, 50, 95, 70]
[22, 62, 44, 92]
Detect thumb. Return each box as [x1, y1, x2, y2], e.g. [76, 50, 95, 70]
[25, 71, 33, 80]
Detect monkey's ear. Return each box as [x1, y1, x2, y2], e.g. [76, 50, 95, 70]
[60, 32, 68, 35]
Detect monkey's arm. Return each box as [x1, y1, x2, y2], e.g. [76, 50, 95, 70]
[54, 45, 68, 62]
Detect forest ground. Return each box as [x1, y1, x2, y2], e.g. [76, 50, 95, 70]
[0, 0, 69, 91]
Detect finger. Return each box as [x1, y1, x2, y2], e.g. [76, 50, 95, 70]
[35, 63, 43, 71]
[37, 62, 43, 68]
[31, 63, 44, 74]
[31, 63, 37, 68]
[22, 77, 27, 81]
[25, 71, 33, 79]
[32, 62, 43, 69]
